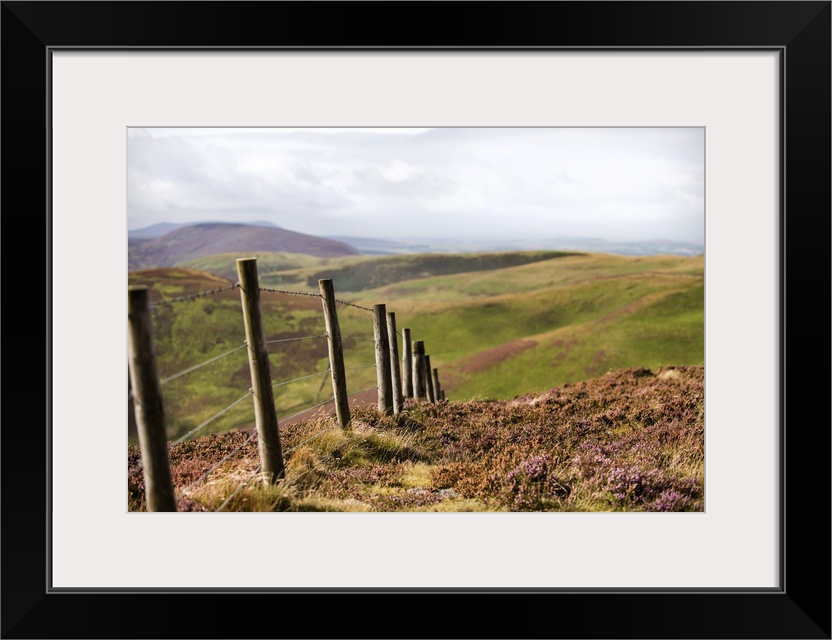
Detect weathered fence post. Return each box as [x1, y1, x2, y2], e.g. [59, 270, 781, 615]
[373, 304, 394, 415]
[237, 258, 285, 483]
[318, 278, 351, 428]
[402, 327, 413, 398]
[127, 286, 177, 512]
[432, 368, 443, 402]
[413, 340, 427, 400]
[425, 354, 436, 403]
[433, 367, 445, 402]
[386, 312, 404, 414]
[128, 369, 138, 439]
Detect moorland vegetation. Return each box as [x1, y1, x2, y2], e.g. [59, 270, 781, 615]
[128, 249, 704, 512]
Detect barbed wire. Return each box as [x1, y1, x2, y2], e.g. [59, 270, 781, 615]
[342, 336, 376, 342]
[158, 342, 248, 386]
[258, 286, 372, 312]
[265, 334, 327, 345]
[130, 272, 432, 510]
[333, 299, 374, 312]
[150, 284, 239, 308]
[258, 287, 321, 299]
[172, 390, 254, 444]
[385, 319, 405, 340]
[273, 369, 330, 388]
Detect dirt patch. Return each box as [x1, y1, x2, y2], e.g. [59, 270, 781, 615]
[459, 339, 537, 374]
[584, 349, 608, 377]
[596, 292, 666, 325]
[551, 338, 579, 365]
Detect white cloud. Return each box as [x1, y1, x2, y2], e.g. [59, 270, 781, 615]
[128, 127, 704, 244]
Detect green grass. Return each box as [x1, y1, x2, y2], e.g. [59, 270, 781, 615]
[128, 250, 703, 441]
[373, 266, 703, 402]
[296, 250, 580, 292]
[360, 253, 702, 302]
[446, 284, 704, 400]
[176, 251, 332, 282]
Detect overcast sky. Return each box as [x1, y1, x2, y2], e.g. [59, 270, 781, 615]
[127, 127, 704, 244]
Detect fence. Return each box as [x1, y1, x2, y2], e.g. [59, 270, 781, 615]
[127, 257, 447, 511]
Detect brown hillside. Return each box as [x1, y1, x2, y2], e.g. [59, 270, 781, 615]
[128, 223, 360, 270]
[127, 267, 240, 302]
[128, 365, 704, 513]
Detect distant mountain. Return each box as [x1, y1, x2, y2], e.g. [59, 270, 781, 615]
[129, 222, 191, 239]
[128, 222, 359, 271]
[129, 220, 282, 240]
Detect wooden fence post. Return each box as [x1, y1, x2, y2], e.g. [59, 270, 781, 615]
[236, 258, 285, 483]
[373, 304, 394, 415]
[128, 369, 138, 439]
[386, 312, 404, 414]
[127, 286, 177, 512]
[413, 340, 427, 400]
[318, 279, 351, 428]
[425, 354, 436, 403]
[432, 368, 443, 402]
[402, 327, 413, 398]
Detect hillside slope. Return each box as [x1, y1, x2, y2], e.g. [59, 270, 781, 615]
[127, 251, 702, 441]
[341, 252, 704, 400]
[128, 366, 704, 512]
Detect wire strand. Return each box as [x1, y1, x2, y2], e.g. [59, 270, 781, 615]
[273, 369, 331, 388]
[151, 284, 239, 307]
[159, 342, 247, 385]
[259, 287, 322, 299]
[265, 334, 327, 345]
[334, 299, 373, 312]
[172, 390, 253, 443]
[278, 396, 336, 423]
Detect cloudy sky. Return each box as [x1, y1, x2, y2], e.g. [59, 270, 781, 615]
[127, 127, 704, 244]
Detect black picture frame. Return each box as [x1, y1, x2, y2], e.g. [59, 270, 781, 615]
[2, 2, 829, 638]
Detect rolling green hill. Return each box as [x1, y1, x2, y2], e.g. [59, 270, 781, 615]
[175, 250, 579, 290]
[129, 250, 703, 442]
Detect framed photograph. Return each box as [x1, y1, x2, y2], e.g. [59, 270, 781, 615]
[3, 2, 829, 638]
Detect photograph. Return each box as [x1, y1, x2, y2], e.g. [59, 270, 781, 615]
[2, 1, 829, 638]
[127, 126, 706, 514]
